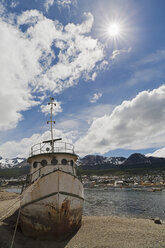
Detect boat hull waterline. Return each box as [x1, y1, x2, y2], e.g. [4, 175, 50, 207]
[20, 170, 84, 240]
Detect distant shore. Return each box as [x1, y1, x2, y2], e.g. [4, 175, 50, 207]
[0, 191, 165, 248]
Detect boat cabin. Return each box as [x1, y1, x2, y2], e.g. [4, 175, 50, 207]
[27, 140, 78, 183]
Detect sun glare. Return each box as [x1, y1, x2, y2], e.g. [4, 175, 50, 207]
[98, 10, 131, 46]
[107, 23, 121, 37]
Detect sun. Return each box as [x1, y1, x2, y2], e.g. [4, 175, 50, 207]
[107, 22, 121, 37]
[98, 11, 131, 46]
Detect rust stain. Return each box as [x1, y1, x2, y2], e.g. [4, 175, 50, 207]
[20, 172, 84, 241]
[45, 202, 59, 220]
[20, 202, 83, 241]
[60, 198, 71, 219]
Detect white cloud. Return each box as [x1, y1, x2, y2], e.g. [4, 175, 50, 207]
[0, 17, 41, 130]
[80, 104, 115, 122]
[0, 103, 115, 158]
[56, 104, 115, 138]
[90, 92, 102, 103]
[146, 147, 165, 158]
[126, 68, 164, 86]
[17, 9, 44, 25]
[10, 1, 18, 8]
[75, 85, 165, 156]
[0, 129, 76, 158]
[64, 12, 94, 34]
[110, 48, 165, 105]
[0, 8, 105, 131]
[137, 49, 165, 66]
[36, 12, 104, 93]
[110, 47, 132, 60]
[56, 0, 77, 8]
[127, 49, 165, 87]
[57, 119, 79, 131]
[0, 2, 5, 14]
[40, 100, 63, 116]
[110, 50, 120, 60]
[44, 0, 55, 12]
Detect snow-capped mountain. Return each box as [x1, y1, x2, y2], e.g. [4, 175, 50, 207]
[79, 155, 126, 169]
[79, 153, 165, 170]
[103, 156, 126, 165]
[0, 156, 25, 169]
[1, 153, 165, 170]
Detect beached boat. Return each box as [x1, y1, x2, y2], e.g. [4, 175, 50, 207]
[20, 98, 84, 241]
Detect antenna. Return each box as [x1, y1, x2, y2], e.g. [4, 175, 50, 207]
[47, 97, 56, 152]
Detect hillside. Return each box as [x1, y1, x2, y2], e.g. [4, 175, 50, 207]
[79, 153, 165, 170]
[0, 153, 165, 178]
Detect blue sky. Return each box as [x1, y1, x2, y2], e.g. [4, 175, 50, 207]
[1, 0, 165, 158]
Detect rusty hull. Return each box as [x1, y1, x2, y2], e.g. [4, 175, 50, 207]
[20, 171, 84, 240]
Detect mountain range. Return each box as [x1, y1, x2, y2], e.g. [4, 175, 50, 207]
[0, 157, 27, 169]
[1, 153, 165, 170]
[78, 153, 165, 170]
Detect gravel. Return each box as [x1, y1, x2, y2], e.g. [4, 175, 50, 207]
[0, 191, 165, 248]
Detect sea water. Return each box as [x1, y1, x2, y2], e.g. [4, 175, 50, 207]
[5, 187, 165, 220]
[4, 187, 22, 193]
[83, 187, 165, 220]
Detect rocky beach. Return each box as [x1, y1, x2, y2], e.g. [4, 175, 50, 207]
[0, 191, 165, 248]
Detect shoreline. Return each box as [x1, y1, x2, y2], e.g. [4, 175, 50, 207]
[0, 192, 165, 248]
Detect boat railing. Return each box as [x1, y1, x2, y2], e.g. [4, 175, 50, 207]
[30, 141, 75, 156]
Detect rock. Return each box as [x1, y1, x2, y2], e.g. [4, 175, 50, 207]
[154, 218, 162, 224]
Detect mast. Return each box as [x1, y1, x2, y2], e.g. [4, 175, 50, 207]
[47, 97, 56, 152]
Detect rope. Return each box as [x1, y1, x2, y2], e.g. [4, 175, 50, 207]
[10, 204, 21, 248]
[0, 195, 22, 222]
[0, 177, 42, 248]
[9, 177, 41, 248]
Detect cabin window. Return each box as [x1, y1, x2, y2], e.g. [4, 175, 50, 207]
[33, 161, 38, 168]
[70, 160, 74, 166]
[51, 157, 58, 165]
[61, 159, 67, 165]
[41, 159, 48, 167]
